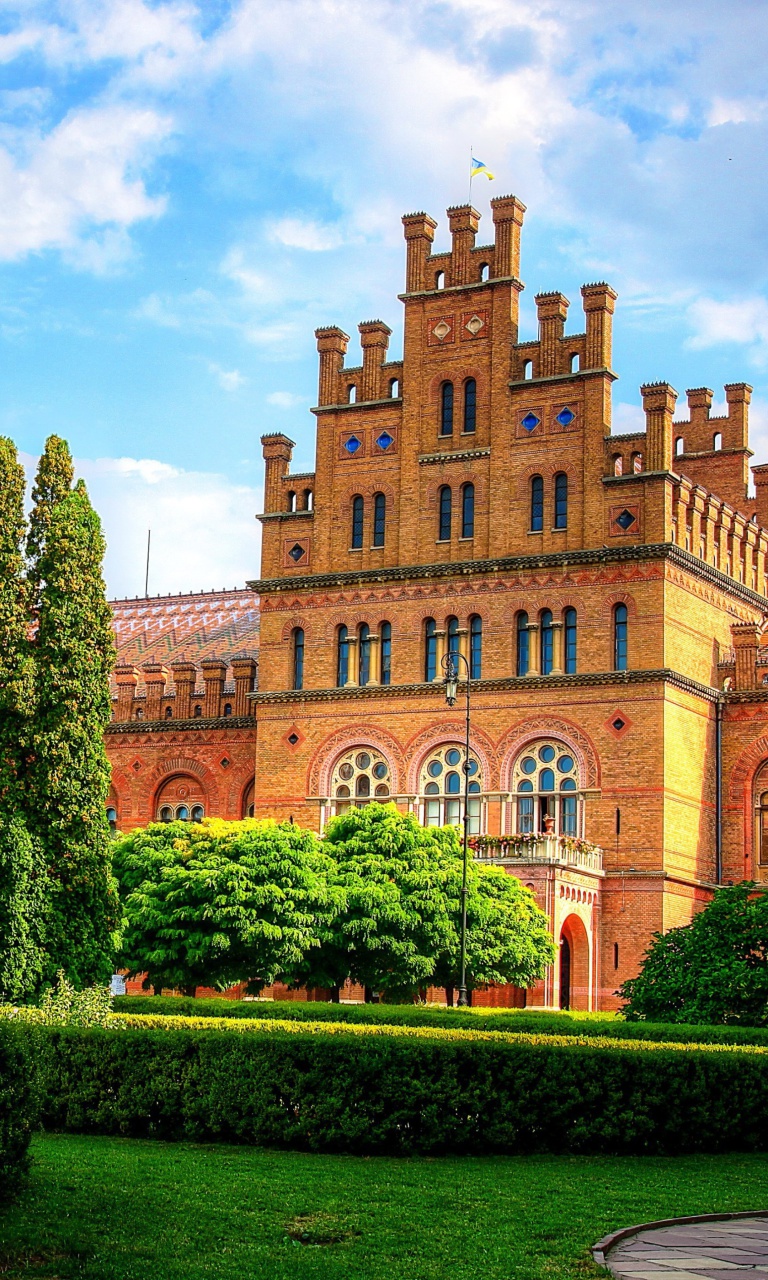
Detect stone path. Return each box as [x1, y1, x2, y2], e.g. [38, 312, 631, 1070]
[598, 1215, 768, 1278]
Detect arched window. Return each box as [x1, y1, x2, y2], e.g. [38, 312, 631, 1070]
[435, 270, 445, 290]
[193, 705, 202, 717]
[420, 744, 482, 833]
[135, 706, 144, 720]
[613, 454, 623, 476]
[523, 359, 533, 380]
[389, 378, 400, 398]
[380, 621, 392, 686]
[463, 379, 476, 433]
[358, 623, 371, 686]
[223, 703, 232, 717]
[165, 706, 173, 719]
[373, 492, 386, 547]
[540, 609, 553, 675]
[159, 806, 173, 823]
[191, 805, 204, 822]
[461, 482, 475, 538]
[424, 618, 437, 681]
[446, 615, 459, 658]
[613, 603, 628, 671]
[632, 452, 643, 474]
[713, 432, 722, 451]
[287, 490, 296, 512]
[331, 747, 391, 816]
[530, 475, 544, 531]
[438, 485, 452, 541]
[570, 353, 579, 372]
[516, 611, 529, 676]
[303, 488, 313, 511]
[242, 779, 255, 819]
[156, 775, 206, 824]
[337, 625, 349, 687]
[564, 608, 577, 674]
[348, 384, 357, 404]
[351, 495, 364, 549]
[106, 806, 117, 832]
[177, 805, 190, 821]
[440, 381, 454, 436]
[292, 627, 304, 690]
[554, 472, 568, 529]
[470, 615, 482, 679]
[512, 741, 581, 837]
[479, 262, 489, 282]
[675, 436, 684, 456]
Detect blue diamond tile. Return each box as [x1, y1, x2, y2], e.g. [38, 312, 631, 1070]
[521, 412, 540, 432]
[376, 431, 394, 450]
[288, 543, 306, 562]
[556, 407, 575, 426]
[344, 435, 362, 454]
[616, 509, 636, 531]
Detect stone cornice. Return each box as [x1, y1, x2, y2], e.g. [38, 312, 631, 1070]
[106, 714, 255, 735]
[312, 397, 402, 415]
[508, 367, 617, 389]
[258, 510, 314, 524]
[249, 667, 719, 707]
[247, 541, 768, 611]
[397, 274, 524, 301]
[418, 446, 491, 465]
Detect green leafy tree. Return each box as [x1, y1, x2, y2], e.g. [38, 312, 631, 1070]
[302, 803, 456, 1001]
[26, 434, 74, 615]
[432, 855, 556, 1005]
[113, 819, 339, 995]
[620, 882, 768, 1025]
[0, 439, 46, 1000]
[29, 479, 119, 986]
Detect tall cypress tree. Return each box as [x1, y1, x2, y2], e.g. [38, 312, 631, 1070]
[0, 439, 46, 998]
[29, 479, 119, 985]
[26, 435, 74, 616]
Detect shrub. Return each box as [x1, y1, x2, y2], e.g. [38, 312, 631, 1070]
[32, 1018, 768, 1155]
[0, 1021, 38, 1194]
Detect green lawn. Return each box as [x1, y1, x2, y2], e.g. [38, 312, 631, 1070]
[2, 1137, 768, 1279]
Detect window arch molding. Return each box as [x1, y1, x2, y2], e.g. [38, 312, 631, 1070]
[281, 616, 311, 644]
[497, 717, 600, 793]
[146, 757, 219, 816]
[404, 722, 494, 796]
[154, 771, 209, 823]
[310, 728, 405, 799]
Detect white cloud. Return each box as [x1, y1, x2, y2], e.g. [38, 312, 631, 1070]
[19, 450, 262, 598]
[267, 391, 306, 409]
[208, 362, 247, 391]
[687, 297, 768, 358]
[270, 218, 345, 252]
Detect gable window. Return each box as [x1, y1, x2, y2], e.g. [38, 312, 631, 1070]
[463, 379, 476, 433]
[292, 627, 304, 690]
[424, 618, 437, 681]
[516, 611, 529, 677]
[440, 381, 454, 436]
[613, 603, 628, 671]
[438, 486, 452, 541]
[554, 472, 568, 529]
[351, 495, 364, 549]
[380, 621, 392, 686]
[530, 475, 544, 532]
[461, 483, 475, 538]
[337, 625, 349, 687]
[373, 492, 386, 547]
[564, 608, 577, 674]
[470, 615, 482, 679]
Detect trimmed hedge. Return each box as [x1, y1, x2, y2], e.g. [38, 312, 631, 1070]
[113, 995, 768, 1046]
[33, 1019, 768, 1155]
[0, 1022, 38, 1193]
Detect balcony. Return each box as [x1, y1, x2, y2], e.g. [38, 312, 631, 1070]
[469, 833, 603, 873]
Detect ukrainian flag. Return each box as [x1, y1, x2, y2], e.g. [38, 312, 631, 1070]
[471, 157, 495, 180]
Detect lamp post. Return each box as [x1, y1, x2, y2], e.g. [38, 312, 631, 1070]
[441, 648, 471, 1007]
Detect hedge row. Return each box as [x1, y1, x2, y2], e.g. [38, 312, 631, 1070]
[113, 995, 768, 1046]
[33, 1020, 768, 1155]
[0, 1022, 38, 1193]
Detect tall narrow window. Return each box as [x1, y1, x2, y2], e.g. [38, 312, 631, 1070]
[614, 603, 628, 671]
[359, 623, 370, 686]
[292, 627, 304, 690]
[516, 611, 529, 677]
[530, 475, 544, 531]
[554, 472, 568, 529]
[373, 492, 386, 547]
[380, 621, 392, 686]
[463, 379, 476, 433]
[564, 607, 577, 674]
[337, 625, 349, 687]
[438, 486, 452, 541]
[351, 495, 364, 549]
[447, 615, 459, 657]
[461, 482, 475, 538]
[470, 615, 482, 679]
[440, 381, 454, 436]
[424, 618, 437, 681]
[540, 609, 553, 675]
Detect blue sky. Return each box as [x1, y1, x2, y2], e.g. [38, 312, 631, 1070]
[1, 0, 767, 597]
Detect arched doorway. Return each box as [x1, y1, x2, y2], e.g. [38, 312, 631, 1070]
[559, 914, 590, 1011]
[242, 778, 255, 819]
[155, 774, 207, 823]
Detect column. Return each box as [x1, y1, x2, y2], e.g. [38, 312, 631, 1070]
[434, 629, 446, 682]
[551, 621, 564, 676]
[526, 624, 540, 676]
[367, 634, 381, 686]
[346, 636, 359, 687]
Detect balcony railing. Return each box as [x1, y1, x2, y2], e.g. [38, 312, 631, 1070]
[469, 833, 603, 872]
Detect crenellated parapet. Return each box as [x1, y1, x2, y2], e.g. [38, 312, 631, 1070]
[511, 281, 617, 381]
[110, 656, 257, 725]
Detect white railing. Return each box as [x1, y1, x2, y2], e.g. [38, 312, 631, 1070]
[470, 833, 603, 872]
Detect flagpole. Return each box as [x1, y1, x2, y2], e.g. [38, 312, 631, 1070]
[468, 145, 473, 205]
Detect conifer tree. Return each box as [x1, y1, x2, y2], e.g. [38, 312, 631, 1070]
[0, 439, 46, 998]
[26, 435, 74, 615]
[29, 479, 119, 985]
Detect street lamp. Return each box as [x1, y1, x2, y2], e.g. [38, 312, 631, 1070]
[441, 648, 471, 1008]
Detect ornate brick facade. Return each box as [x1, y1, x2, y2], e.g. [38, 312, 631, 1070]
[106, 194, 768, 1012]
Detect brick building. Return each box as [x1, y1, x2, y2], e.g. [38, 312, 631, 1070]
[107, 194, 768, 1011]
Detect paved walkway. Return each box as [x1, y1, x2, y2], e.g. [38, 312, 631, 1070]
[599, 1215, 768, 1278]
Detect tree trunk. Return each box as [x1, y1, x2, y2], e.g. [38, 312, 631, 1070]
[183, 984, 197, 998]
[152, 985, 162, 997]
[364, 985, 374, 1004]
[445, 986, 455, 1008]
[330, 985, 341, 1004]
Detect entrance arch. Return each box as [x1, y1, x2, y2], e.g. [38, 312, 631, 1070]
[559, 913, 590, 1011]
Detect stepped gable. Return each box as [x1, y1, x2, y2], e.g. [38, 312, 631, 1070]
[110, 587, 260, 696]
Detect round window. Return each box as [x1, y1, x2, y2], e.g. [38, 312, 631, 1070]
[356, 752, 371, 770]
[466, 759, 478, 776]
[521, 757, 536, 774]
[372, 761, 388, 779]
[446, 748, 462, 766]
[557, 755, 574, 773]
[428, 760, 443, 777]
[339, 762, 354, 781]
[539, 745, 556, 763]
